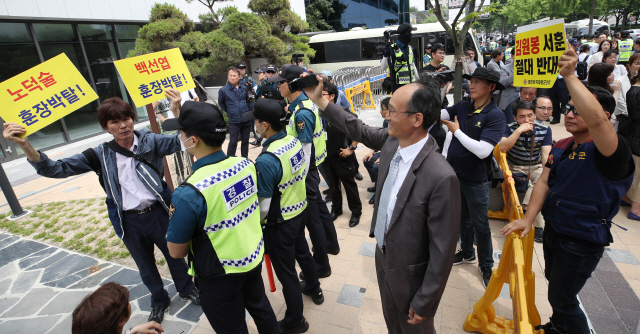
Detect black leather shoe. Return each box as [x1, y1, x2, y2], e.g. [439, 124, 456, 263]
[322, 189, 330, 195]
[179, 287, 201, 305]
[331, 211, 343, 220]
[300, 281, 325, 305]
[279, 319, 310, 334]
[324, 194, 332, 202]
[369, 197, 375, 204]
[367, 186, 376, 192]
[250, 140, 261, 147]
[355, 173, 363, 181]
[299, 269, 331, 280]
[327, 247, 340, 255]
[148, 296, 171, 324]
[349, 214, 361, 227]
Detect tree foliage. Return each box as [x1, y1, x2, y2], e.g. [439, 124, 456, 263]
[305, 0, 335, 32]
[199, 6, 238, 32]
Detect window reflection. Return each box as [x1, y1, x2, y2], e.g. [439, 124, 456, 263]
[78, 24, 114, 41]
[64, 102, 103, 140]
[115, 25, 141, 40]
[0, 45, 40, 82]
[0, 22, 32, 43]
[33, 23, 77, 42]
[40, 44, 90, 82]
[16, 122, 67, 154]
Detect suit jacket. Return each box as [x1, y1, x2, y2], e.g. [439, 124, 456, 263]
[487, 59, 502, 74]
[319, 102, 461, 318]
[498, 61, 517, 110]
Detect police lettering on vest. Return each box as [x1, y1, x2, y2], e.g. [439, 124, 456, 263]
[185, 157, 264, 278]
[260, 135, 308, 222]
[389, 43, 416, 85]
[619, 39, 634, 62]
[286, 99, 327, 166]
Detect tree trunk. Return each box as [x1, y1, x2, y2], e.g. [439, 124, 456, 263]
[589, 0, 595, 34]
[242, 55, 252, 76]
[453, 35, 465, 104]
[501, 17, 507, 36]
[621, 8, 630, 31]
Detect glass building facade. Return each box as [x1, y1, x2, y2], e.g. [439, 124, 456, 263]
[0, 21, 147, 161]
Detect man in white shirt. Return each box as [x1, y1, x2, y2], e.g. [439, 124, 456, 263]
[302, 76, 461, 334]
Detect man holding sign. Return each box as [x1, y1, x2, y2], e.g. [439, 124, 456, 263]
[3, 90, 201, 325]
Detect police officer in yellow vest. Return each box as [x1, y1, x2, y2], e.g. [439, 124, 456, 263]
[381, 23, 420, 93]
[164, 102, 280, 334]
[488, 36, 497, 51]
[503, 38, 514, 64]
[619, 31, 634, 65]
[269, 64, 339, 278]
[243, 98, 326, 334]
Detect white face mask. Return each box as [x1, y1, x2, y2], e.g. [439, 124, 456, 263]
[180, 136, 195, 151]
[254, 123, 267, 138]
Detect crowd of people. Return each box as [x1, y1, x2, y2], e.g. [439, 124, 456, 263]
[3, 22, 640, 334]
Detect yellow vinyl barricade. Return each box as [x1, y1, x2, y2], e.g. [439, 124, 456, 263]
[464, 145, 543, 334]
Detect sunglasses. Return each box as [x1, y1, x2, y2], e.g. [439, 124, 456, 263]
[562, 104, 579, 116]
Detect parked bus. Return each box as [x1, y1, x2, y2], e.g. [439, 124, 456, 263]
[308, 23, 483, 73]
[565, 19, 610, 37]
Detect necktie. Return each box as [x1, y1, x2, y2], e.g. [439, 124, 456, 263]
[375, 149, 401, 249]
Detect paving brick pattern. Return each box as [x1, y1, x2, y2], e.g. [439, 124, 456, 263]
[0, 232, 202, 333]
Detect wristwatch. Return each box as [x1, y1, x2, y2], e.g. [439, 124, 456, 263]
[348, 144, 357, 150]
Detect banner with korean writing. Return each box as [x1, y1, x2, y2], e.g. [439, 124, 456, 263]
[0, 53, 98, 138]
[513, 19, 567, 89]
[114, 48, 195, 107]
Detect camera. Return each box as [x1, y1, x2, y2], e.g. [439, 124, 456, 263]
[384, 29, 399, 43]
[423, 69, 455, 84]
[243, 74, 256, 102]
[291, 53, 305, 66]
[288, 74, 319, 93]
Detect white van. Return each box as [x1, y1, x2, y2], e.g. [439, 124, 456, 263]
[308, 23, 483, 73]
[565, 19, 610, 37]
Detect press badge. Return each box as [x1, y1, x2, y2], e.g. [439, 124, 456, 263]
[222, 174, 257, 212]
[289, 148, 305, 174]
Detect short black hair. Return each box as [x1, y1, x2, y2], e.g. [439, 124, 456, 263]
[410, 77, 442, 130]
[580, 44, 591, 53]
[227, 67, 240, 76]
[183, 128, 227, 148]
[635, 39, 640, 46]
[512, 100, 535, 117]
[621, 31, 630, 38]
[465, 46, 475, 52]
[533, 95, 552, 107]
[586, 85, 616, 116]
[256, 117, 286, 132]
[380, 97, 391, 110]
[431, 43, 445, 55]
[602, 49, 619, 60]
[491, 48, 503, 59]
[322, 81, 339, 104]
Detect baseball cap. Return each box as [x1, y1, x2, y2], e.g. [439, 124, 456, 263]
[254, 67, 266, 74]
[320, 70, 332, 78]
[237, 63, 247, 69]
[568, 38, 580, 46]
[266, 64, 277, 73]
[396, 23, 417, 35]
[268, 64, 305, 83]
[162, 101, 227, 133]
[242, 98, 288, 124]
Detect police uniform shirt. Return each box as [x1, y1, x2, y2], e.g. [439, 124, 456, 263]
[165, 150, 227, 243]
[257, 79, 277, 98]
[255, 131, 286, 197]
[288, 93, 316, 144]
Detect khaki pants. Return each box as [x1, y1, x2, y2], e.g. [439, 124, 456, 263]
[509, 163, 545, 228]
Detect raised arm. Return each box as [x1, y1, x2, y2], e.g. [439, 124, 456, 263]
[560, 47, 619, 157]
[303, 78, 389, 152]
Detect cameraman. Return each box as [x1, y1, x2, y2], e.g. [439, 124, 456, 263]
[237, 63, 257, 89]
[218, 67, 254, 158]
[381, 23, 420, 93]
[291, 54, 311, 73]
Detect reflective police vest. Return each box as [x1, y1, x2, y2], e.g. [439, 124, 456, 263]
[286, 98, 327, 165]
[390, 43, 416, 85]
[185, 157, 264, 277]
[504, 47, 513, 62]
[541, 138, 634, 244]
[423, 53, 432, 67]
[260, 135, 307, 221]
[488, 41, 497, 50]
[619, 39, 634, 61]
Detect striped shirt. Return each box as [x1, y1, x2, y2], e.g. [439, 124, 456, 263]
[504, 122, 553, 166]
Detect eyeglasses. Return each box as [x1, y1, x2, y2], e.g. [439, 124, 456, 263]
[536, 106, 553, 112]
[322, 93, 330, 96]
[388, 109, 418, 115]
[562, 104, 579, 116]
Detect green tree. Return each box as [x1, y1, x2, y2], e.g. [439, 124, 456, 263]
[306, 0, 335, 31]
[199, 6, 239, 32]
[129, 3, 244, 77]
[500, 0, 542, 26]
[427, 0, 493, 103]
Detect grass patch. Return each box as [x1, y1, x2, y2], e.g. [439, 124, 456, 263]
[52, 235, 64, 242]
[85, 235, 97, 243]
[156, 258, 166, 266]
[32, 221, 42, 229]
[62, 228, 69, 233]
[73, 232, 87, 239]
[98, 226, 108, 232]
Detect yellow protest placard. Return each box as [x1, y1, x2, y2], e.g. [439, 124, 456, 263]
[0, 53, 99, 138]
[114, 48, 195, 108]
[513, 19, 567, 89]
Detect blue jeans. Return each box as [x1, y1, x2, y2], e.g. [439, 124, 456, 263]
[543, 228, 604, 334]
[459, 178, 493, 268]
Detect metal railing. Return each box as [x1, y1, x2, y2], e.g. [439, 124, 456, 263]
[332, 66, 388, 114]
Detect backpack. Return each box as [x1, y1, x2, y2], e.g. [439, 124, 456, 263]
[577, 54, 590, 80]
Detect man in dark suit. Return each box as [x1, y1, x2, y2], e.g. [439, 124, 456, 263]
[303, 77, 461, 334]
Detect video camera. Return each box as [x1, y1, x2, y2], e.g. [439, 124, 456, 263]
[423, 69, 455, 84]
[291, 53, 305, 66]
[242, 74, 256, 102]
[384, 29, 399, 43]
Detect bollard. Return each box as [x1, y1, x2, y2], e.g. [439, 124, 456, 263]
[0, 164, 28, 219]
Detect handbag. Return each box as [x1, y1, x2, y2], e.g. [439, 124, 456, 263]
[466, 109, 504, 188]
[512, 133, 536, 193]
